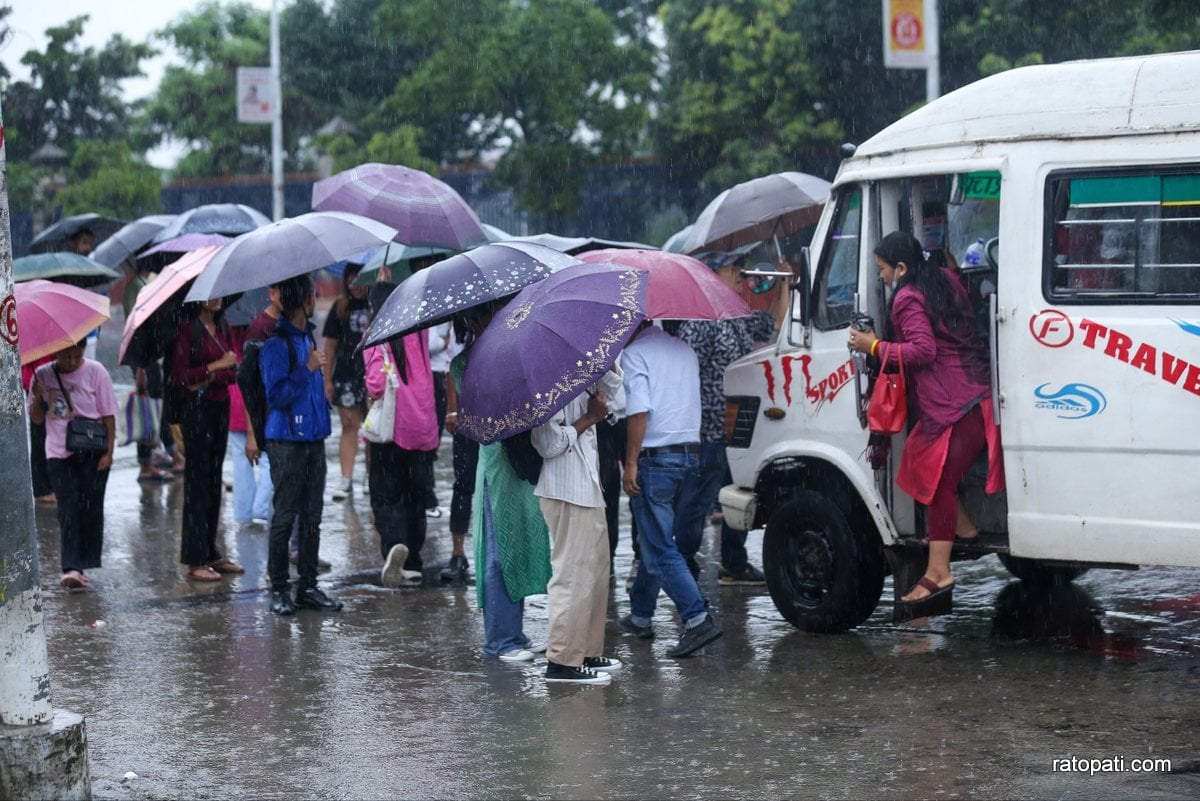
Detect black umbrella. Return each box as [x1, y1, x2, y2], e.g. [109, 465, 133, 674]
[91, 214, 178, 267]
[152, 203, 271, 244]
[358, 241, 582, 350]
[28, 213, 125, 254]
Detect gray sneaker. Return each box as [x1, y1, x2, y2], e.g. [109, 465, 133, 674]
[667, 615, 722, 658]
[618, 613, 655, 640]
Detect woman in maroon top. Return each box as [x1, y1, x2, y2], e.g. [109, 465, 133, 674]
[171, 297, 245, 582]
[849, 231, 1004, 607]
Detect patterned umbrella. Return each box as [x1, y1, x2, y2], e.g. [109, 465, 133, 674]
[185, 211, 398, 301]
[152, 203, 271, 244]
[576, 249, 752, 320]
[28, 213, 125, 254]
[14, 280, 110, 365]
[312, 162, 487, 250]
[358, 241, 581, 350]
[680, 171, 831, 255]
[457, 263, 647, 444]
[91, 214, 178, 267]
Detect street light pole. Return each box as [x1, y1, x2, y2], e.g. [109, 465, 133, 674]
[270, 0, 284, 221]
[0, 101, 91, 801]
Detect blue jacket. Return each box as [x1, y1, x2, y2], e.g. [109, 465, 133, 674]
[260, 317, 331, 442]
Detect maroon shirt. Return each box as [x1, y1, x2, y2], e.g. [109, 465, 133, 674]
[171, 318, 237, 403]
[245, 309, 281, 342]
[879, 269, 990, 437]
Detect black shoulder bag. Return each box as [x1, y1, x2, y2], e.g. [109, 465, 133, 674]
[53, 366, 109, 454]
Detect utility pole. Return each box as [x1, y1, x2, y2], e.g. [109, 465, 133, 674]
[0, 103, 92, 800]
[271, 0, 284, 221]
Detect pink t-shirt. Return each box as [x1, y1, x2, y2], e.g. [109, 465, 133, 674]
[32, 359, 120, 459]
[363, 333, 438, 452]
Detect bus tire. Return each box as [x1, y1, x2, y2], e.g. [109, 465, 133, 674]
[763, 490, 885, 633]
[998, 554, 1088, 585]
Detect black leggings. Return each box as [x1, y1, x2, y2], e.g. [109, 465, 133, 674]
[370, 442, 433, 570]
[46, 453, 110, 573]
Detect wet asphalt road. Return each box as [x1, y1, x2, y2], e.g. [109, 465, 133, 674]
[30, 414, 1200, 801]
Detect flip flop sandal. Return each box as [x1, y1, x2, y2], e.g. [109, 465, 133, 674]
[138, 468, 175, 482]
[899, 575, 955, 605]
[186, 566, 222, 582]
[59, 571, 89, 590]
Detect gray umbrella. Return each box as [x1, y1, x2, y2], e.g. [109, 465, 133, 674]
[185, 212, 398, 301]
[152, 203, 271, 244]
[91, 214, 178, 267]
[28, 213, 125, 254]
[680, 172, 831, 255]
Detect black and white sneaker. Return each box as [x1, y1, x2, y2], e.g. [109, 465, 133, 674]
[582, 656, 623, 674]
[544, 661, 612, 685]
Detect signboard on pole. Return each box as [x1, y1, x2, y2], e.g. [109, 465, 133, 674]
[883, 0, 928, 69]
[236, 67, 274, 124]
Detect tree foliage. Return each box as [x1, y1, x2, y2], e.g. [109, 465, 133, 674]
[54, 141, 162, 218]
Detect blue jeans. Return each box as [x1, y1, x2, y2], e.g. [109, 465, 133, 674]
[229, 431, 273, 524]
[481, 482, 528, 656]
[676, 442, 749, 574]
[628, 451, 707, 625]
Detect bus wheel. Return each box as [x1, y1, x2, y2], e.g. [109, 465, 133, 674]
[998, 554, 1088, 585]
[763, 490, 885, 633]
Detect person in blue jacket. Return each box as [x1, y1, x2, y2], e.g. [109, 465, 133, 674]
[260, 274, 342, 616]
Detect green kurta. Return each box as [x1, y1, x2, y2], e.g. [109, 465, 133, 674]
[452, 352, 551, 608]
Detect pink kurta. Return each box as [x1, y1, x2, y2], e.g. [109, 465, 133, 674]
[363, 332, 439, 451]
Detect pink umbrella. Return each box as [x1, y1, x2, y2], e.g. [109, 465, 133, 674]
[140, 233, 231, 258]
[14, 280, 110, 365]
[576, 249, 753, 320]
[119, 246, 221, 364]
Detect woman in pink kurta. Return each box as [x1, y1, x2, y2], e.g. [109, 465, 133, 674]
[363, 284, 440, 586]
[849, 231, 1005, 606]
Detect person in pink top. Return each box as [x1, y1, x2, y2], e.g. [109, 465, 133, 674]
[363, 282, 440, 587]
[28, 342, 119, 590]
[849, 231, 1004, 609]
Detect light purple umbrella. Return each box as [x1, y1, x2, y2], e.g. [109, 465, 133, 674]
[140, 233, 231, 258]
[456, 263, 647, 445]
[185, 212, 398, 301]
[312, 162, 487, 250]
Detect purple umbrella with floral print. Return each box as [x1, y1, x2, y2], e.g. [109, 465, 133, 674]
[456, 263, 647, 445]
[357, 241, 582, 350]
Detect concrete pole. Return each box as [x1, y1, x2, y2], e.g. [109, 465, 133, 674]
[270, 0, 284, 221]
[925, 0, 941, 102]
[0, 105, 92, 801]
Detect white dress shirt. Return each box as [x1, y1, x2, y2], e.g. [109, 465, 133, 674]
[619, 326, 701, 447]
[531, 368, 625, 508]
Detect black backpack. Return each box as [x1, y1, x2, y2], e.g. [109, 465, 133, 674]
[238, 329, 295, 446]
[501, 430, 543, 485]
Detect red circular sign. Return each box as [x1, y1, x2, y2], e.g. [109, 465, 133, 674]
[0, 294, 17, 345]
[892, 13, 922, 49]
[1029, 309, 1073, 348]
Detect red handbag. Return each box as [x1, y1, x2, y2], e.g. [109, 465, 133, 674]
[868, 343, 907, 435]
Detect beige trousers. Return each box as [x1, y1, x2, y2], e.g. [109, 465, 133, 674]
[539, 498, 610, 667]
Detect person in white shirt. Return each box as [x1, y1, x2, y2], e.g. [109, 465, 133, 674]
[619, 322, 722, 658]
[531, 368, 626, 685]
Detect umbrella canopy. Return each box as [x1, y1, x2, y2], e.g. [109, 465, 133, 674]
[28, 213, 125, 254]
[140, 233, 231, 258]
[152, 203, 271, 244]
[457, 263, 647, 444]
[680, 171, 831, 255]
[502, 233, 653, 255]
[482, 223, 511, 242]
[14, 280, 111, 365]
[351, 242, 451, 286]
[13, 252, 122, 286]
[576, 249, 752, 320]
[91, 214, 178, 267]
[185, 211, 398, 302]
[661, 224, 693, 254]
[120, 246, 221, 365]
[312, 162, 487, 250]
[359, 241, 582, 350]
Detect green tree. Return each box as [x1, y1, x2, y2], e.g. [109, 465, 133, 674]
[54, 141, 162, 218]
[375, 0, 654, 225]
[656, 0, 843, 195]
